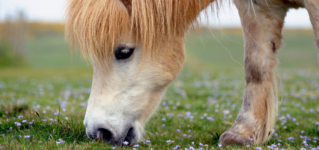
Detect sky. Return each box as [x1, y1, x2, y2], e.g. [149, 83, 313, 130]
[0, 0, 313, 28]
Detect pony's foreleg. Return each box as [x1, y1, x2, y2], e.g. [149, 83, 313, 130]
[305, 0, 319, 64]
[219, 1, 288, 145]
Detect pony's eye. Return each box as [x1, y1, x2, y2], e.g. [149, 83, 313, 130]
[115, 46, 135, 60]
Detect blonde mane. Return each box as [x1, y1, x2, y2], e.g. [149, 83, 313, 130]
[65, 0, 218, 63]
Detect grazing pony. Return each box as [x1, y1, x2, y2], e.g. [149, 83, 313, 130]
[65, 0, 319, 146]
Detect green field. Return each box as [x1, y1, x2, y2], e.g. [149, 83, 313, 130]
[0, 29, 319, 149]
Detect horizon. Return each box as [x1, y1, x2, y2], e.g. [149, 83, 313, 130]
[0, 0, 313, 29]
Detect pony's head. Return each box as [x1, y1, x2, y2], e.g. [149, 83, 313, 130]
[65, 0, 212, 145]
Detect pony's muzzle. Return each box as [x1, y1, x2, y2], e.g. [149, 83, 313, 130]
[94, 126, 136, 145]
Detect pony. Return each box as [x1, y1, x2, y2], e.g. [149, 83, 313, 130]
[65, 0, 319, 146]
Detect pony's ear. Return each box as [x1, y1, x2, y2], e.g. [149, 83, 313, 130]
[121, 0, 132, 15]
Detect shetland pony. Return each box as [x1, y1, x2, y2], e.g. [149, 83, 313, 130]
[65, 0, 319, 146]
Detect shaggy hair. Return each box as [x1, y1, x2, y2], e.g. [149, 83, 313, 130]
[65, 0, 219, 62]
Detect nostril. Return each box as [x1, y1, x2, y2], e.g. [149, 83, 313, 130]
[124, 127, 135, 145]
[97, 128, 113, 142]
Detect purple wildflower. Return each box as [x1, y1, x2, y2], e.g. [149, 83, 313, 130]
[22, 120, 27, 123]
[173, 145, 180, 150]
[133, 144, 139, 148]
[287, 137, 294, 140]
[54, 111, 59, 116]
[123, 141, 129, 145]
[271, 144, 277, 148]
[256, 147, 262, 150]
[60, 101, 67, 108]
[186, 112, 191, 117]
[58, 139, 65, 144]
[24, 135, 30, 139]
[286, 114, 291, 119]
[15, 122, 21, 127]
[146, 140, 150, 144]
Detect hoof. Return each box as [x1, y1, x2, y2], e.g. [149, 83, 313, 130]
[219, 131, 252, 146]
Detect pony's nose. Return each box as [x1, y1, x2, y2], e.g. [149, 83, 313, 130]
[97, 128, 114, 142]
[96, 127, 136, 145]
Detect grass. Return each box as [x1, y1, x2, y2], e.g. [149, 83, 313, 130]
[185, 29, 318, 69]
[0, 29, 319, 149]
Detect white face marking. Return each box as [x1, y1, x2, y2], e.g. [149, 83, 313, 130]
[83, 42, 172, 145]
